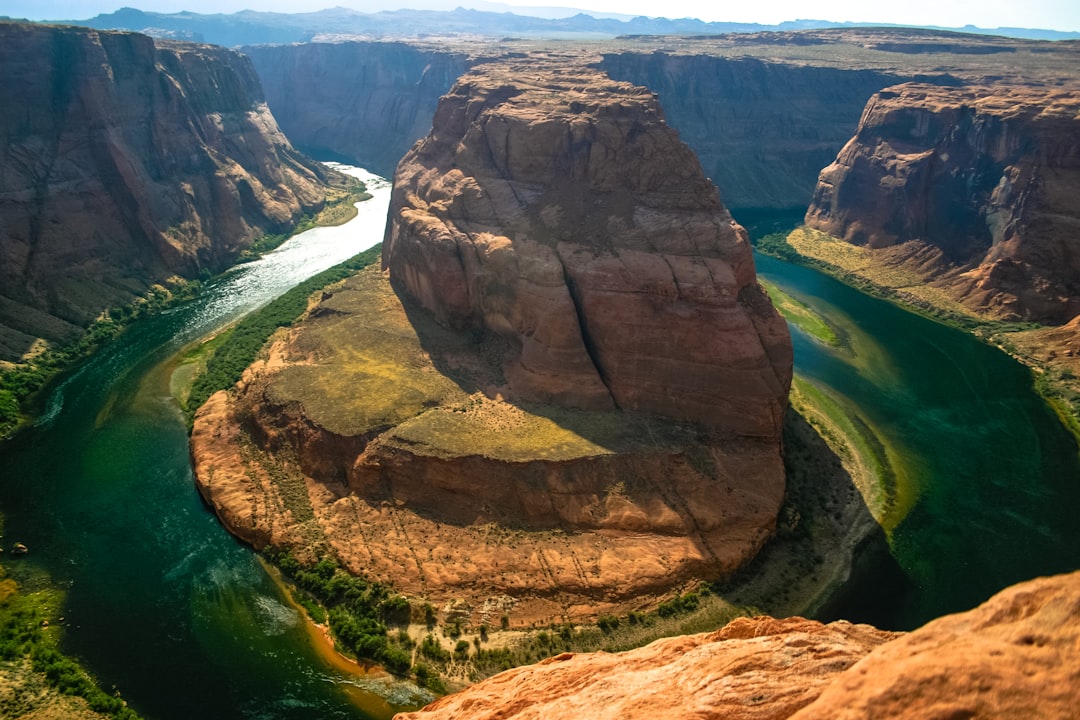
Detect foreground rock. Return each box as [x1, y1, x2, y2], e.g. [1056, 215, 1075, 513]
[0, 21, 334, 361]
[192, 56, 792, 626]
[397, 570, 1080, 719]
[805, 82, 1080, 323]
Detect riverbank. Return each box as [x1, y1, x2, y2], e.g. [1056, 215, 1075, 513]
[764, 227, 1080, 444]
[181, 244, 890, 697]
[0, 170, 371, 444]
[0, 525, 141, 720]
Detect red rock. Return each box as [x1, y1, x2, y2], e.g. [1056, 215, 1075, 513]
[805, 82, 1080, 323]
[791, 571, 1080, 720]
[396, 571, 1080, 720]
[395, 616, 899, 720]
[0, 22, 333, 358]
[384, 56, 792, 437]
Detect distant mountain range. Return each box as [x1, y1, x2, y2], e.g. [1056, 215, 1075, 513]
[14, 6, 1079, 47]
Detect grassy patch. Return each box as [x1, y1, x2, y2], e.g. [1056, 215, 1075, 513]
[183, 246, 383, 426]
[787, 376, 911, 533]
[412, 587, 750, 685]
[761, 279, 839, 346]
[760, 227, 1080, 442]
[265, 550, 416, 680]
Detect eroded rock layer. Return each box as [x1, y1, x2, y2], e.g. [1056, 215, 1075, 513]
[397, 570, 1080, 720]
[805, 82, 1080, 322]
[191, 57, 792, 626]
[0, 22, 332, 360]
[192, 265, 787, 626]
[384, 55, 792, 437]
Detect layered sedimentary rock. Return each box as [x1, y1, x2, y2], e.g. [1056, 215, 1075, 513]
[805, 82, 1080, 322]
[245, 41, 476, 178]
[397, 570, 1080, 720]
[191, 57, 792, 625]
[0, 22, 332, 360]
[384, 56, 792, 436]
[598, 53, 899, 210]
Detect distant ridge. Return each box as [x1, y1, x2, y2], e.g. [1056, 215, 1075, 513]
[19, 6, 1078, 47]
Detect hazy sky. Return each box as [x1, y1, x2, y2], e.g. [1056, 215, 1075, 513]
[8, 0, 1080, 32]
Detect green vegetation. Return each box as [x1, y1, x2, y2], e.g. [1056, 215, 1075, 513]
[788, 376, 909, 532]
[467, 588, 748, 680]
[182, 245, 382, 425]
[236, 182, 371, 262]
[0, 281, 200, 440]
[760, 279, 840, 346]
[757, 227, 1080, 439]
[0, 553, 141, 718]
[267, 549, 416, 677]
[1034, 366, 1080, 442]
[268, 539, 752, 693]
[753, 231, 803, 262]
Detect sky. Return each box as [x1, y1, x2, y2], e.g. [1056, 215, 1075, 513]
[6, 0, 1080, 32]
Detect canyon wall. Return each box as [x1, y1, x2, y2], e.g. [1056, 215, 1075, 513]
[598, 53, 900, 210]
[398, 569, 1080, 720]
[0, 22, 332, 361]
[244, 41, 476, 178]
[244, 41, 901, 213]
[805, 83, 1080, 322]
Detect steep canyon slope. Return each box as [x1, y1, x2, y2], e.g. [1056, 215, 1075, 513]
[191, 55, 793, 626]
[244, 30, 1080, 215]
[0, 22, 334, 361]
[805, 81, 1080, 323]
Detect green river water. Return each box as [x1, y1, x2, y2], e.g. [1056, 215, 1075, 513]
[0, 190, 1077, 717]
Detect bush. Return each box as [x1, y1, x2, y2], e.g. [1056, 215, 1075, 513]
[597, 615, 620, 633]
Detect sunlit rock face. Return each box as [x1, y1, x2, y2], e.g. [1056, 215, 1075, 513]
[806, 82, 1080, 322]
[0, 21, 331, 359]
[398, 570, 1080, 720]
[384, 55, 792, 437]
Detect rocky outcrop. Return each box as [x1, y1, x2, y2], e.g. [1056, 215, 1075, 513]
[805, 82, 1080, 322]
[0, 22, 333, 360]
[396, 570, 1080, 719]
[384, 56, 792, 437]
[244, 41, 476, 178]
[191, 57, 792, 626]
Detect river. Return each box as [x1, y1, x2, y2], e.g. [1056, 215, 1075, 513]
[0, 166, 426, 720]
[755, 252, 1080, 629]
[0, 188, 1078, 717]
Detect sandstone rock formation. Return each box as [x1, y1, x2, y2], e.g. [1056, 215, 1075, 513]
[805, 82, 1080, 323]
[0, 22, 333, 361]
[384, 56, 792, 436]
[396, 570, 1080, 720]
[191, 57, 792, 626]
[246, 31, 1080, 216]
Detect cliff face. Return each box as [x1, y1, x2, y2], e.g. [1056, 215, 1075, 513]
[191, 56, 792, 626]
[245, 42, 897, 212]
[384, 56, 792, 436]
[598, 53, 900, 210]
[805, 83, 1080, 322]
[244, 41, 476, 178]
[0, 22, 331, 360]
[397, 570, 1080, 720]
